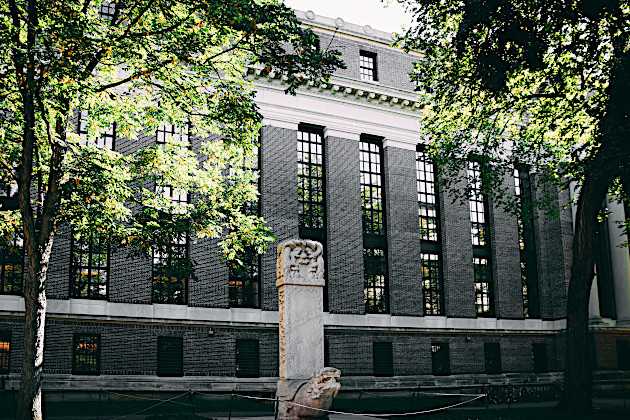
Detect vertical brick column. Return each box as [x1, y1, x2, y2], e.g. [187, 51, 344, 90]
[47, 225, 71, 299]
[533, 179, 568, 319]
[189, 238, 228, 308]
[109, 248, 152, 303]
[489, 173, 524, 319]
[324, 135, 365, 314]
[383, 145, 423, 316]
[439, 173, 476, 318]
[259, 125, 299, 311]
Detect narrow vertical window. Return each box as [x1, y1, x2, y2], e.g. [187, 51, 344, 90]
[157, 336, 183, 377]
[98, 1, 117, 19]
[359, 51, 378, 82]
[0, 231, 23, 295]
[152, 233, 188, 304]
[360, 136, 388, 313]
[70, 232, 109, 299]
[473, 257, 494, 317]
[431, 342, 450, 375]
[0, 331, 10, 373]
[532, 343, 548, 373]
[617, 339, 630, 370]
[484, 342, 501, 374]
[297, 125, 327, 308]
[373, 342, 394, 377]
[514, 167, 540, 318]
[77, 111, 116, 150]
[229, 145, 261, 308]
[236, 339, 260, 378]
[73, 334, 100, 375]
[468, 161, 494, 316]
[417, 147, 443, 315]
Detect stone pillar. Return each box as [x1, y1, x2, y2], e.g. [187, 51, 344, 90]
[589, 280, 603, 324]
[276, 239, 340, 420]
[607, 199, 630, 326]
[276, 239, 326, 379]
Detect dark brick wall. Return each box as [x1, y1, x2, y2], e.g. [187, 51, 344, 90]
[317, 32, 417, 91]
[189, 238, 228, 308]
[383, 146, 423, 316]
[259, 126, 299, 311]
[439, 172, 476, 318]
[47, 225, 71, 300]
[108, 247, 152, 304]
[489, 173, 524, 319]
[533, 178, 569, 319]
[324, 136, 364, 314]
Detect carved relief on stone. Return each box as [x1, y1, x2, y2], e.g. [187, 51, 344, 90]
[276, 239, 325, 287]
[277, 367, 342, 420]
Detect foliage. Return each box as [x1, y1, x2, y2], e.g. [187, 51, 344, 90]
[396, 0, 630, 211]
[0, 0, 344, 263]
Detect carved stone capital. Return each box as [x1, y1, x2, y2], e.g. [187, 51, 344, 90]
[276, 239, 325, 288]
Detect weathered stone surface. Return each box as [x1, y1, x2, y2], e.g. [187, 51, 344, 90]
[277, 367, 341, 420]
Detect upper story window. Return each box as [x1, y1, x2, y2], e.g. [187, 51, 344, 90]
[98, 1, 117, 19]
[360, 138, 385, 236]
[467, 161, 488, 247]
[70, 232, 109, 300]
[297, 125, 326, 240]
[514, 167, 540, 318]
[156, 123, 190, 148]
[360, 136, 388, 314]
[359, 50, 378, 82]
[0, 331, 10, 373]
[474, 257, 494, 317]
[152, 233, 188, 305]
[417, 146, 443, 316]
[229, 145, 261, 309]
[77, 111, 116, 150]
[72, 333, 100, 375]
[0, 181, 17, 199]
[0, 231, 23, 295]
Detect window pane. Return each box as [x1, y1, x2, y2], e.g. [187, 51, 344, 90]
[73, 334, 100, 375]
[157, 336, 183, 377]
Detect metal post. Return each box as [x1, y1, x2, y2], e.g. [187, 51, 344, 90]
[274, 396, 279, 420]
[228, 393, 234, 420]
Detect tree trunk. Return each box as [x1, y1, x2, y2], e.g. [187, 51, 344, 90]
[563, 166, 611, 414]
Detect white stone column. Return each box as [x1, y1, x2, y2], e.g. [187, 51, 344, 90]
[607, 198, 630, 326]
[276, 239, 325, 379]
[589, 279, 603, 323]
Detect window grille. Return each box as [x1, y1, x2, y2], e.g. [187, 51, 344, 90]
[0, 331, 10, 373]
[77, 111, 116, 150]
[417, 147, 443, 315]
[467, 161, 488, 246]
[359, 51, 378, 82]
[360, 136, 388, 314]
[236, 339, 260, 378]
[72, 334, 100, 375]
[431, 343, 450, 375]
[70, 232, 109, 299]
[156, 123, 190, 147]
[152, 234, 188, 304]
[157, 336, 183, 377]
[473, 257, 494, 317]
[297, 126, 326, 240]
[514, 167, 540, 318]
[0, 231, 23, 295]
[98, 1, 117, 19]
[373, 342, 394, 377]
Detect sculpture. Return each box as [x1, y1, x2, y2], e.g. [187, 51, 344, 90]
[275, 240, 341, 420]
[277, 367, 342, 420]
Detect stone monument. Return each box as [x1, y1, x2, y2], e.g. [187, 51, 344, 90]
[275, 239, 341, 420]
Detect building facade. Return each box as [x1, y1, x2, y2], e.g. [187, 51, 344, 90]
[0, 10, 628, 394]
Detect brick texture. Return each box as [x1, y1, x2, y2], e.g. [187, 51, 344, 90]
[439, 172, 476, 318]
[383, 146, 423, 316]
[108, 247, 152, 304]
[324, 136, 365, 314]
[259, 126, 299, 311]
[489, 173, 524, 319]
[317, 32, 417, 92]
[189, 237, 228, 308]
[47, 225, 71, 300]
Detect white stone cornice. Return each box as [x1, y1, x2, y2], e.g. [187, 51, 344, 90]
[262, 117, 299, 131]
[323, 127, 360, 141]
[1, 295, 567, 332]
[383, 139, 418, 151]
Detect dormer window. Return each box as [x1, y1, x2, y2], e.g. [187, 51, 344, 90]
[360, 51, 378, 82]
